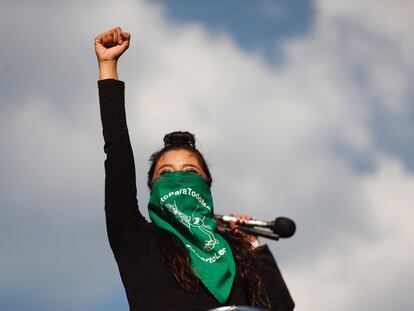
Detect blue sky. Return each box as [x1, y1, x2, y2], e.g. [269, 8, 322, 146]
[1, 0, 414, 310]
[154, 0, 315, 64]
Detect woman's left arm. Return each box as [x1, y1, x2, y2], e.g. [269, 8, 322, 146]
[254, 245, 295, 310]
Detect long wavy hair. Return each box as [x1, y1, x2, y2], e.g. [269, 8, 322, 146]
[148, 131, 267, 307]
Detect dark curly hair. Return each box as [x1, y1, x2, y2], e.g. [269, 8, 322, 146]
[148, 131, 267, 307]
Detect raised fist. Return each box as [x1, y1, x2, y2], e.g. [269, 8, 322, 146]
[95, 27, 130, 62]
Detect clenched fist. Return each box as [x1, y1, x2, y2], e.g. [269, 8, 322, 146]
[95, 27, 130, 63]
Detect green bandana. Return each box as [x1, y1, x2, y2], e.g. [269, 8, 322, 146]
[148, 171, 236, 303]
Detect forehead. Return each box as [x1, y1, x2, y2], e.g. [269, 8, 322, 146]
[157, 149, 200, 166]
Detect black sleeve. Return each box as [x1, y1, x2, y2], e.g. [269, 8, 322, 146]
[98, 79, 148, 255]
[254, 244, 295, 311]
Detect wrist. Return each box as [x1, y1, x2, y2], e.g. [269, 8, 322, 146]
[98, 60, 119, 80]
[98, 59, 118, 66]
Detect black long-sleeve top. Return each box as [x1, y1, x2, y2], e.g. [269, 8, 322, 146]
[98, 79, 295, 311]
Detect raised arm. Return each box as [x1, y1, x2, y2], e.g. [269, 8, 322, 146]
[96, 27, 147, 254]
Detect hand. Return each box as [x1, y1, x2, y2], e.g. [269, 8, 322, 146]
[95, 27, 130, 63]
[227, 214, 259, 245]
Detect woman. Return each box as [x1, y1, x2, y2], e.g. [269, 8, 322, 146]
[95, 27, 294, 311]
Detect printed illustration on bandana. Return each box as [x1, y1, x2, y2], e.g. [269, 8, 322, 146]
[164, 200, 219, 251]
[148, 171, 236, 303]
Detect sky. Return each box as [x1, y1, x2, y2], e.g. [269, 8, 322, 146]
[1, 0, 413, 310]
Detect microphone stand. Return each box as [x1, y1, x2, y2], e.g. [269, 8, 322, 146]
[236, 225, 281, 241]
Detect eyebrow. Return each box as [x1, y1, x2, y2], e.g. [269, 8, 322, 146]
[157, 164, 199, 170]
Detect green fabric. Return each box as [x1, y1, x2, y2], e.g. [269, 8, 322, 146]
[148, 171, 236, 304]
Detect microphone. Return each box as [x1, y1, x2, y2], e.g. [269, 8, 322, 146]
[215, 215, 296, 239]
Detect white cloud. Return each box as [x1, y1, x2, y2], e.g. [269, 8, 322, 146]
[289, 155, 414, 310]
[1, 0, 413, 309]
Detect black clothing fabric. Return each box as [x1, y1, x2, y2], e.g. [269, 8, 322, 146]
[98, 79, 295, 311]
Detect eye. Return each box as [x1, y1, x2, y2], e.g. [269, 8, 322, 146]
[159, 169, 172, 176]
[185, 168, 200, 174]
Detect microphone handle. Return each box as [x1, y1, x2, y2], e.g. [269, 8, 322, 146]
[217, 215, 274, 228]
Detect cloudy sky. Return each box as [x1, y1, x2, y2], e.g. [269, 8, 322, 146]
[1, 0, 413, 310]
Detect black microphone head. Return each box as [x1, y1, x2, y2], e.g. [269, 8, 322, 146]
[272, 217, 296, 238]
